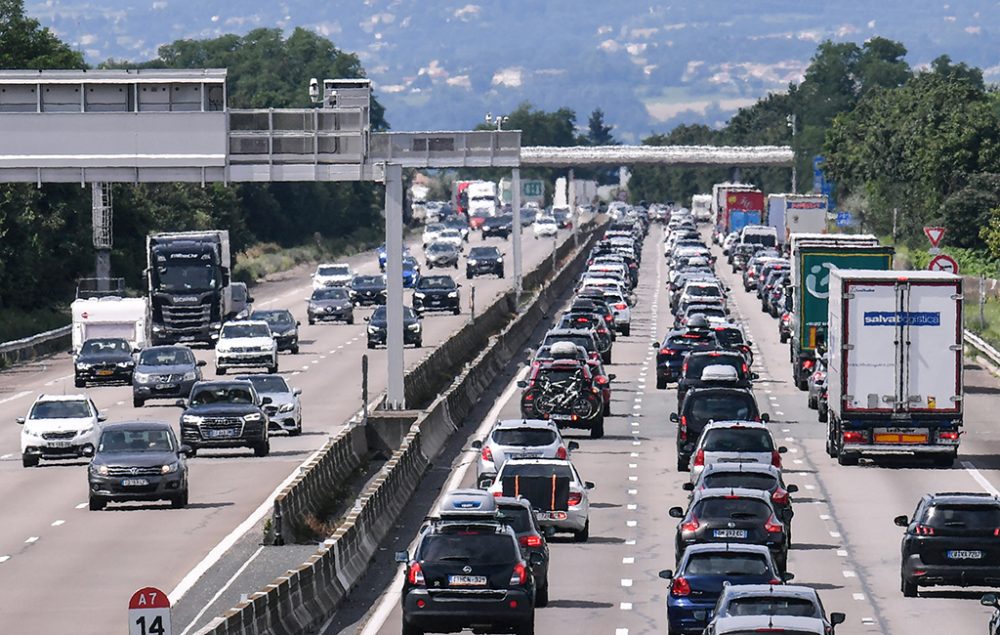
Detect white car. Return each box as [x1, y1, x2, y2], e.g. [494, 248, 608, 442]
[215, 320, 278, 374]
[533, 216, 559, 238]
[487, 458, 594, 541]
[421, 223, 446, 248]
[602, 289, 632, 335]
[18, 394, 105, 468]
[436, 228, 464, 249]
[238, 374, 302, 436]
[689, 420, 786, 483]
[312, 263, 353, 289]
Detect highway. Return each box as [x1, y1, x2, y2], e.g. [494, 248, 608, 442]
[0, 228, 567, 634]
[334, 224, 1000, 635]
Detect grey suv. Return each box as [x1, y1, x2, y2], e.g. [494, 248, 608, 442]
[132, 345, 205, 407]
[471, 419, 577, 488]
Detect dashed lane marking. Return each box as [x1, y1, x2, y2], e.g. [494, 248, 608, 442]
[853, 593, 866, 601]
[25, 536, 38, 544]
[837, 550, 848, 557]
[620, 603, 632, 611]
[843, 571, 856, 578]
[830, 531, 842, 538]
[75, 503, 87, 509]
[621, 579, 633, 587]
[627, 504, 637, 510]
[0, 556, 9, 563]
[0, 454, 10, 460]
[626, 520, 637, 527]
[51, 520, 64, 527]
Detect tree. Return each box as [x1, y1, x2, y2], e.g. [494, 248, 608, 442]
[0, 0, 84, 69]
[585, 109, 615, 146]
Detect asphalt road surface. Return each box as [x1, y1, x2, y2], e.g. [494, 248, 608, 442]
[0, 227, 568, 634]
[339, 224, 1000, 635]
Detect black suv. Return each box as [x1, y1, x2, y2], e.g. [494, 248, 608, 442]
[496, 496, 551, 607]
[74, 337, 135, 387]
[671, 386, 763, 471]
[655, 328, 720, 389]
[179, 380, 272, 457]
[366, 305, 422, 348]
[350, 274, 387, 306]
[413, 275, 461, 315]
[251, 309, 300, 354]
[676, 350, 756, 404]
[467, 246, 504, 279]
[895, 492, 1000, 597]
[482, 215, 513, 239]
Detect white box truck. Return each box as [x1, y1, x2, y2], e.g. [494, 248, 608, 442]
[767, 194, 828, 245]
[691, 194, 712, 223]
[71, 296, 151, 353]
[825, 269, 963, 466]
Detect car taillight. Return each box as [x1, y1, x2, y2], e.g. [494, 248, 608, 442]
[765, 516, 784, 534]
[407, 562, 425, 585]
[842, 430, 866, 443]
[604, 314, 614, 322]
[693, 449, 705, 467]
[660, 348, 675, 356]
[670, 576, 691, 597]
[681, 516, 699, 533]
[568, 491, 583, 506]
[679, 415, 688, 441]
[492, 491, 502, 497]
[596, 375, 608, 385]
[520, 534, 544, 548]
[482, 446, 493, 462]
[615, 303, 627, 310]
[939, 430, 960, 441]
[915, 524, 935, 535]
[802, 359, 814, 370]
[524, 392, 534, 400]
[556, 445, 568, 460]
[742, 363, 749, 374]
[772, 488, 789, 505]
[771, 450, 782, 468]
[510, 562, 528, 585]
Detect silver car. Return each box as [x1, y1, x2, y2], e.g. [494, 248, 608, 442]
[471, 419, 577, 488]
[237, 374, 302, 436]
[689, 421, 786, 483]
[705, 584, 845, 635]
[487, 458, 594, 541]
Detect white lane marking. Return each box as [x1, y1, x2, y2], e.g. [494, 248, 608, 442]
[627, 504, 637, 510]
[837, 550, 848, 557]
[626, 520, 637, 527]
[0, 556, 8, 563]
[622, 557, 635, 564]
[0, 391, 31, 406]
[628, 476, 638, 482]
[830, 531, 841, 538]
[25, 536, 38, 544]
[115, 400, 124, 406]
[853, 593, 866, 601]
[620, 603, 633, 610]
[621, 579, 633, 587]
[820, 514, 831, 521]
[178, 546, 266, 635]
[630, 422, 639, 427]
[963, 461, 1000, 496]
[291, 371, 301, 377]
[631, 430, 640, 435]
[616, 629, 629, 635]
[862, 618, 876, 625]
[0, 454, 10, 460]
[75, 502, 87, 509]
[628, 463, 637, 469]
[764, 389, 773, 394]
[630, 452, 639, 458]
[768, 395, 778, 400]
[793, 459, 803, 464]
[633, 441, 641, 446]
[354, 365, 530, 635]
[775, 411, 785, 416]
[782, 428, 790, 433]
[51, 520, 65, 527]
[843, 570, 856, 578]
[805, 484, 816, 490]
[625, 540, 636, 546]
[628, 489, 637, 495]
[788, 448, 798, 453]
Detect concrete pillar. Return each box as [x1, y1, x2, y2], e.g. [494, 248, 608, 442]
[384, 163, 405, 409]
[511, 168, 522, 299]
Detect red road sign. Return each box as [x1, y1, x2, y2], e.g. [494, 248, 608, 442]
[923, 226, 946, 248]
[129, 587, 171, 635]
[928, 253, 959, 274]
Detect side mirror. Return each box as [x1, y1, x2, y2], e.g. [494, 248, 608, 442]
[394, 551, 409, 563]
[516, 380, 528, 388]
[97, 414, 108, 423]
[608, 374, 617, 381]
[668, 506, 685, 518]
[529, 552, 545, 567]
[830, 612, 846, 626]
[787, 484, 799, 493]
[781, 572, 795, 582]
[651, 341, 660, 349]
[68, 350, 74, 355]
[457, 284, 463, 288]
[682, 482, 694, 491]
[175, 399, 187, 408]
[197, 360, 207, 367]
[778, 446, 788, 454]
[260, 396, 273, 405]
[470, 440, 482, 449]
[293, 388, 302, 396]
[751, 372, 760, 380]
[981, 593, 999, 608]
[16, 417, 25, 425]
[669, 413, 679, 423]
[363, 316, 370, 322]
[893, 515, 909, 527]
[658, 569, 674, 580]
[585, 481, 595, 490]
[82, 446, 95, 458]
[179, 444, 194, 458]
[760, 413, 770, 423]
[567, 441, 580, 451]
[296, 321, 301, 326]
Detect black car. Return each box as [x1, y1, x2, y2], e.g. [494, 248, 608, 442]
[467, 246, 504, 279]
[132, 345, 206, 407]
[396, 517, 538, 635]
[74, 337, 135, 387]
[895, 492, 1000, 597]
[349, 274, 387, 307]
[558, 312, 613, 363]
[671, 386, 763, 471]
[570, 299, 617, 338]
[482, 215, 513, 239]
[179, 380, 271, 457]
[552, 208, 572, 228]
[251, 309, 300, 354]
[366, 305, 422, 348]
[655, 328, 720, 389]
[425, 242, 460, 269]
[685, 463, 797, 543]
[87, 420, 191, 510]
[496, 496, 551, 607]
[413, 275, 461, 315]
[670, 488, 789, 572]
[676, 350, 756, 405]
[307, 287, 355, 324]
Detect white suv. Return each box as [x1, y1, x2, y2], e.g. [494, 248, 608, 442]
[215, 320, 278, 374]
[312, 263, 353, 289]
[18, 394, 104, 468]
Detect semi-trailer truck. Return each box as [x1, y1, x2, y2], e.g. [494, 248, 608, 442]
[711, 183, 764, 243]
[766, 194, 829, 246]
[825, 269, 963, 467]
[146, 230, 232, 345]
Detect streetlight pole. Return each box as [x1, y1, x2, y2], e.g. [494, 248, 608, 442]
[786, 113, 797, 193]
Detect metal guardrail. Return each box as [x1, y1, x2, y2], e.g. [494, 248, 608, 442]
[964, 329, 1000, 368]
[0, 325, 72, 366]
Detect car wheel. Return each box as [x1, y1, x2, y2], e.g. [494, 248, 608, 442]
[656, 377, 667, 390]
[807, 395, 817, 409]
[602, 350, 612, 364]
[453, 307, 461, 315]
[498, 267, 505, 278]
[216, 367, 226, 375]
[453, 262, 459, 269]
[837, 451, 859, 466]
[677, 455, 690, 472]
[590, 416, 605, 439]
[268, 363, 279, 374]
[171, 490, 189, 509]
[308, 317, 315, 325]
[74, 377, 85, 388]
[466, 272, 473, 280]
[291, 345, 300, 355]
[535, 583, 549, 608]
[516, 618, 535, 635]
[573, 520, 590, 543]
[367, 341, 375, 350]
[779, 331, 788, 343]
[401, 622, 424, 635]
[622, 325, 630, 337]
[603, 401, 611, 417]
[817, 403, 828, 423]
[21, 454, 39, 468]
[902, 574, 918, 598]
[288, 423, 303, 437]
[133, 397, 144, 408]
[89, 495, 106, 511]
[414, 339, 423, 349]
[254, 440, 270, 457]
[934, 454, 955, 468]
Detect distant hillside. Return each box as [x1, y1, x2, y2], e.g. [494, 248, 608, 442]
[28, 0, 1000, 141]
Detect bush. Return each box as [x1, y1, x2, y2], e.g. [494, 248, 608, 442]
[0, 307, 70, 343]
[232, 227, 384, 286]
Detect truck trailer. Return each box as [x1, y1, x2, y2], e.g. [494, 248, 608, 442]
[71, 295, 150, 353]
[825, 269, 963, 466]
[766, 194, 829, 245]
[711, 183, 764, 243]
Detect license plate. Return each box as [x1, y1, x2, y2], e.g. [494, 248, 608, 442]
[874, 428, 928, 444]
[549, 414, 571, 421]
[121, 478, 149, 487]
[713, 529, 748, 539]
[205, 429, 238, 439]
[48, 440, 72, 448]
[511, 453, 541, 459]
[448, 575, 487, 587]
[947, 550, 984, 560]
[155, 383, 176, 390]
[96, 369, 114, 376]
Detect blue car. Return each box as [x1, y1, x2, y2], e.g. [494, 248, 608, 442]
[660, 543, 788, 635]
[377, 244, 411, 272]
[402, 256, 421, 288]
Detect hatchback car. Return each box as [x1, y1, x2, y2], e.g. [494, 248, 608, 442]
[365, 306, 422, 348]
[488, 458, 594, 541]
[251, 309, 300, 354]
[472, 418, 577, 488]
[496, 496, 551, 607]
[132, 345, 205, 407]
[706, 584, 845, 635]
[655, 328, 721, 389]
[466, 246, 504, 278]
[87, 420, 191, 511]
[482, 215, 513, 239]
[307, 286, 355, 324]
[519, 359, 604, 438]
[672, 387, 763, 472]
[688, 421, 786, 481]
[533, 216, 558, 238]
[19, 394, 105, 468]
[424, 241, 460, 269]
[237, 374, 302, 436]
[686, 463, 798, 544]
[73, 337, 135, 387]
[708, 615, 824, 635]
[557, 312, 613, 363]
[676, 351, 756, 405]
[413, 275, 461, 315]
[402, 256, 421, 288]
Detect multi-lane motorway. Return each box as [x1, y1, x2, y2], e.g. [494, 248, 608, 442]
[0, 229, 567, 634]
[329, 223, 1000, 635]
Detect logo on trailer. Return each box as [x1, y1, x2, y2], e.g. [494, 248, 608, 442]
[805, 263, 835, 299]
[863, 312, 941, 327]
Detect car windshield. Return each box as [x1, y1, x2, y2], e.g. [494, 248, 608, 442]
[98, 428, 175, 454]
[726, 597, 819, 617]
[370, 306, 417, 321]
[353, 276, 384, 287]
[221, 323, 270, 338]
[684, 552, 770, 576]
[440, 230, 461, 238]
[924, 505, 1000, 530]
[501, 463, 573, 479]
[688, 394, 755, 424]
[254, 311, 294, 326]
[418, 532, 516, 565]
[469, 248, 499, 258]
[138, 347, 194, 366]
[425, 224, 444, 232]
[244, 376, 289, 393]
[418, 277, 456, 290]
[318, 265, 349, 276]
[497, 507, 534, 533]
[189, 386, 254, 405]
[81, 339, 131, 354]
[695, 497, 771, 521]
[30, 400, 91, 419]
[156, 262, 215, 292]
[686, 307, 726, 319]
[492, 428, 557, 447]
[703, 428, 774, 452]
[428, 243, 453, 253]
[314, 288, 349, 300]
[703, 473, 778, 491]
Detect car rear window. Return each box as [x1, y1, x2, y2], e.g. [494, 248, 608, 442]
[492, 428, 557, 447]
[702, 428, 774, 453]
[726, 596, 819, 618]
[502, 463, 573, 480]
[419, 533, 516, 565]
[497, 507, 534, 533]
[687, 395, 755, 423]
[685, 355, 743, 379]
[684, 552, 770, 576]
[666, 333, 716, 348]
[695, 497, 771, 521]
[715, 328, 746, 347]
[544, 334, 595, 352]
[924, 505, 1000, 530]
[703, 473, 778, 491]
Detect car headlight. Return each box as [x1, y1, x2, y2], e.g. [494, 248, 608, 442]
[244, 413, 264, 422]
[278, 402, 295, 413]
[161, 463, 179, 474]
[91, 464, 109, 476]
[498, 257, 504, 262]
[414, 292, 425, 299]
[133, 372, 151, 383]
[181, 414, 202, 424]
[447, 291, 458, 298]
[368, 325, 379, 334]
[76, 362, 91, 369]
[182, 370, 197, 381]
[116, 361, 133, 368]
[408, 323, 421, 332]
[468, 259, 478, 265]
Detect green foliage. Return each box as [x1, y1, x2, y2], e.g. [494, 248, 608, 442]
[0, 0, 84, 69]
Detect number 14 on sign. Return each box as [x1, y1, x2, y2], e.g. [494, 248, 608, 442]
[129, 587, 172, 635]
